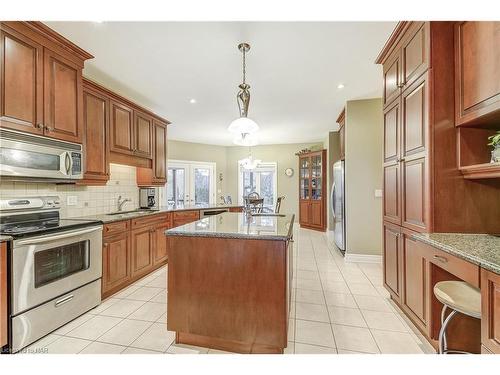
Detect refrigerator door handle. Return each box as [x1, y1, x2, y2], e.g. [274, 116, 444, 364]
[331, 182, 336, 219]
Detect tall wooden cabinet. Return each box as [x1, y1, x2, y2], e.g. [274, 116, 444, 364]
[298, 150, 327, 231]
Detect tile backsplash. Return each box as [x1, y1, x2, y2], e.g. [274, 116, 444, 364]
[0, 164, 140, 218]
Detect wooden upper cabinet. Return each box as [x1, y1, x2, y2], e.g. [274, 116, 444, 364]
[383, 223, 402, 303]
[384, 100, 400, 163]
[153, 120, 167, 183]
[481, 268, 500, 354]
[383, 163, 401, 225]
[110, 100, 135, 155]
[401, 22, 429, 89]
[383, 49, 401, 107]
[82, 84, 109, 184]
[43, 48, 83, 143]
[0, 27, 43, 134]
[134, 111, 153, 158]
[402, 73, 428, 158]
[383, 100, 401, 225]
[455, 21, 500, 126]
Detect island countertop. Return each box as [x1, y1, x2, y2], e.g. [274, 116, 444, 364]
[165, 212, 295, 241]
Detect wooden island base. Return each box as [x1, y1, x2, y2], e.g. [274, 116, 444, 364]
[176, 332, 284, 354]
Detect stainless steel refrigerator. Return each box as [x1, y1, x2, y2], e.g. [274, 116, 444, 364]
[331, 160, 345, 254]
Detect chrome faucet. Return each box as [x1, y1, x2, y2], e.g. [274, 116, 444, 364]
[117, 195, 131, 211]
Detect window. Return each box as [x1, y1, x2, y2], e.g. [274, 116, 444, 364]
[238, 162, 277, 211]
[167, 160, 216, 206]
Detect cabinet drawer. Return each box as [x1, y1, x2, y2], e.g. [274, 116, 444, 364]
[424, 244, 480, 287]
[103, 220, 130, 237]
[131, 213, 170, 229]
[173, 210, 199, 222]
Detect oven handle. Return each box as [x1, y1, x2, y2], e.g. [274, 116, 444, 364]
[55, 294, 74, 307]
[15, 226, 102, 246]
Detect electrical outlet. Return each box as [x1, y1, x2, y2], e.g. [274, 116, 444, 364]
[374, 189, 383, 198]
[67, 196, 78, 206]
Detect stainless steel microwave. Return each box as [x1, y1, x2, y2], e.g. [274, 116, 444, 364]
[0, 128, 83, 180]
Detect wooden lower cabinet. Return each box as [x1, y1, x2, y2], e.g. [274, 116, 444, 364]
[172, 210, 200, 227]
[481, 268, 500, 354]
[153, 221, 170, 265]
[131, 226, 154, 278]
[401, 231, 430, 334]
[1, 242, 7, 348]
[383, 222, 402, 303]
[102, 231, 131, 297]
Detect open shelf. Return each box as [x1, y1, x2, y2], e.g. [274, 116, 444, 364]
[459, 162, 500, 179]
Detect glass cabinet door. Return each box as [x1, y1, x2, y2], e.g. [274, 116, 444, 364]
[299, 156, 310, 200]
[311, 154, 322, 200]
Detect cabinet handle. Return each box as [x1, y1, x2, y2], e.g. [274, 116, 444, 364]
[45, 126, 53, 132]
[433, 255, 448, 263]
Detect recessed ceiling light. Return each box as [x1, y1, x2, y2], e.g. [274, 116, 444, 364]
[337, 83, 345, 89]
[189, 99, 197, 104]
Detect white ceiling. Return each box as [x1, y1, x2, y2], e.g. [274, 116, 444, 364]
[45, 22, 396, 146]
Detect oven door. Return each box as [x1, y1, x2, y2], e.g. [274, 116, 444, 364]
[0, 136, 82, 179]
[11, 225, 102, 315]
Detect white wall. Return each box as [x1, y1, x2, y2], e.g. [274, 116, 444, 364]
[345, 98, 383, 256]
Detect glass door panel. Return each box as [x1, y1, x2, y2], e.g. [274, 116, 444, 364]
[300, 156, 310, 200]
[311, 155, 322, 200]
[192, 166, 211, 205]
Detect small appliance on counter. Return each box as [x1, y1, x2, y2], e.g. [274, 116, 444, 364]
[0, 196, 103, 353]
[139, 187, 159, 210]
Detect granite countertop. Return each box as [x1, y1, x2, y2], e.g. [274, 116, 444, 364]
[166, 212, 295, 241]
[68, 203, 242, 224]
[412, 233, 500, 275]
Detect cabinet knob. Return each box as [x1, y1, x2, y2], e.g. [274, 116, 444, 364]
[45, 126, 53, 132]
[36, 123, 45, 130]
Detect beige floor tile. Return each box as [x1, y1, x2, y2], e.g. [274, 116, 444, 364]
[167, 344, 208, 354]
[121, 347, 163, 354]
[53, 313, 95, 335]
[128, 302, 167, 322]
[207, 349, 235, 354]
[91, 298, 120, 314]
[321, 281, 351, 293]
[283, 341, 295, 354]
[337, 349, 371, 354]
[328, 306, 367, 327]
[20, 334, 62, 354]
[348, 283, 379, 296]
[124, 286, 164, 301]
[296, 270, 320, 280]
[296, 278, 323, 291]
[361, 310, 408, 332]
[288, 319, 295, 340]
[295, 289, 325, 305]
[371, 330, 424, 354]
[130, 322, 175, 352]
[45, 336, 92, 354]
[294, 343, 337, 354]
[331, 324, 379, 353]
[146, 276, 167, 288]
[150, 291, 167, 304]
[79, 342, 126, 354]
[133, 273, 160, 287]
[112, 285, 141, 299]
[66, 315, 123, 340]
[353, 295, 392, 312]
[319, 272, 345, 283]
[97, 319, 152, 346]
[375, 286, 391, 298]
[295, 319, 335, 348]
[99, 299, 145, 318]
[289, 302, 296, 318]
[296, 302, 330, 323]
[156, 312, 167, 323]
[324, 292, 357, 308]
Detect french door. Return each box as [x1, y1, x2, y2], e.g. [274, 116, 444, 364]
[167, 161, 215, 206]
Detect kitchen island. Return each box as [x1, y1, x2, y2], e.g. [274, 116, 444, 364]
[165, 212, 295, 354]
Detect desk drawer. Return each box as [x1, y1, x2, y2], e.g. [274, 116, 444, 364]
[131, 213, 170, 229]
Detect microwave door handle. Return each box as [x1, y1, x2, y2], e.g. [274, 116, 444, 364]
[65, 152, 73, 175]
[15, 226, 102, 246]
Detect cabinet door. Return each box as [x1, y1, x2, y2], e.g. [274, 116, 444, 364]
[402, 156, 428, 231]
[131, 226, 154, 277]
[401, 22, 428, 89]
[339, 125, 345, 159]
[481, 268, 500, 354]
[0, 27, 43, 134]
[153, 120, 167, 182]
[383, 48, 401, 107]
[299, 156, 310, 201]
[102, 232, 131, 294]
[110, 100, 134, 155]
[134, 111, 153, 158]
[310, 201, 323, 227]
[455, 22, 500, 126]
[402, 232, 429, 333]
[384, 100, 400, 163]
[383, 223, 402, 302]
[299, 201, 310, 226]
[383, 100, 401, 225]
[0, 242, 7, 348]
[402, 74, 427, 158]
[43, 48, 83, 143]
[153, 222, 170, 265]
[82, 86, 109, 183]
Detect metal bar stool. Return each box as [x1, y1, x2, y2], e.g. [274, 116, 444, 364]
[433, 281, 481, 354]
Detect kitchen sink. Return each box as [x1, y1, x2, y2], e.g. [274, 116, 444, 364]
[106, 209, 151, 216]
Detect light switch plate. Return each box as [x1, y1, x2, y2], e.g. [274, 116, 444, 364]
[67, 196, 78, 206]
[374, 189, 383, 198]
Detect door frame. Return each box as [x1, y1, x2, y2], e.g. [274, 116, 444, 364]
[168, 159, 217, 205]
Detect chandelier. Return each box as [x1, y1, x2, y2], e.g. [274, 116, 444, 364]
[228, 43, 259, 137]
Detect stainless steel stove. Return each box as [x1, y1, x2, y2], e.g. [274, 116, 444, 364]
[0, 196, 103, 352]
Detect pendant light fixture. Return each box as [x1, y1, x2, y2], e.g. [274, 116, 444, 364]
[228, 43, 259, 136]
[239, 146, 262, 170]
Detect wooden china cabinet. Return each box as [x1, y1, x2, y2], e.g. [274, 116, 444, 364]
[298, 150, 327, 231]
